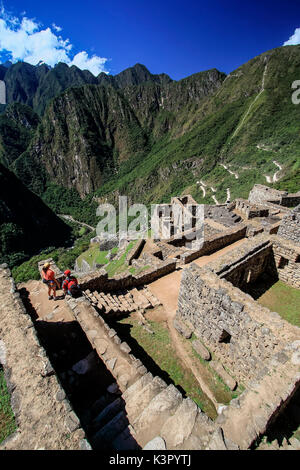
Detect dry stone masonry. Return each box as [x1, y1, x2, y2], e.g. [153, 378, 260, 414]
[1, 184, 299, 450]
[0, 265, 88, 450]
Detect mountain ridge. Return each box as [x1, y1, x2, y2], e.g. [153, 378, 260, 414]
[1, 45, 299, 223]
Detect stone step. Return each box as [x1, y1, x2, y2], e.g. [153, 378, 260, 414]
[91, 397, 125, 432]
[126, 376, 168, 423]
[90, 295, 98, 304]
[160, 398, 199, 449]
[112, 426, 140, 451]
[133, 385, 183, 447]
[93, 292, 102, 301]
[122, 372, 153, 402]
[143, 288, 161, 307]
[131, 288, 149, 308]
[188, 410, 216, 449]
[89, 393, 118, 420]
[92, 411, 129, 450]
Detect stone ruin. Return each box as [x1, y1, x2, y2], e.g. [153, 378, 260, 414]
[249, 184, 300, 208]
[0, 185, 299, 451]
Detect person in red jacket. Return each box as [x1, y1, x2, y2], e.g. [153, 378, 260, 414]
[62, 270, 80, 298]
[41, 262, 60, 300]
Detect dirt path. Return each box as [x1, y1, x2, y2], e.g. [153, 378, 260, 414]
[147, 238, 246, 406]
[19, 280, 74, 323]
[220, 163, 239, 180]
[59, 214, 95, 231]
[272, 160, 282, 182]
[148, 238, 245, 320]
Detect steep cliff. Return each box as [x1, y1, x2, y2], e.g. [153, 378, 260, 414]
[0, 163, 72, 266]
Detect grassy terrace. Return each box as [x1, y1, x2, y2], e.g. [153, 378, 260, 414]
[0, 369, 16, 444]
[76, 240, 141, 278]
[257, 280, 300, 327]
[76, 244, 119, 269]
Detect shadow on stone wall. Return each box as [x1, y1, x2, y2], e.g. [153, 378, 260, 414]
[18, 287, 141, 450]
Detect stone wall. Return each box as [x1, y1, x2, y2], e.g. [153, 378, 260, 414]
[204, 205, 242, 227]
[176, 263, 298, 385]
[248, 184, 300, 208]
[180, 225, 247, 264]
[0, 265, 87, 450]
[248, 184, 286, 205]
[79, 258, 177, 293]
[66, 295, 218, 450]
[235, 198, 269, 219]
[281, 194, 300, 207]
[208, 236, 276, 289]
[272, 236, 300, 288]
[126, 239, 146, 265]
[277, 205, 300, 244]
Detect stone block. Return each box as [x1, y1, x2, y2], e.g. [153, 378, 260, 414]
[210, 361, 237, 390]
[192, 340, 211, 361]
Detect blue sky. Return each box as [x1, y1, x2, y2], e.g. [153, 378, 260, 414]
[1, 0, 300, 79]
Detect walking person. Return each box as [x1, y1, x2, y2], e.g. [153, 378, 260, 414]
[41, 262, 60, 301]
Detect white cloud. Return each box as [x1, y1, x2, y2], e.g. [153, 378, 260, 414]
[283, 27, 300, 46]
[0, 8, 109, 75]
[52, 23, 62, 32]
[70, 51, 108, 76]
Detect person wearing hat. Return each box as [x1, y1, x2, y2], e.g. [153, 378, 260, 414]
[41, 262, 60, 300]
[62, 270, 80, 298]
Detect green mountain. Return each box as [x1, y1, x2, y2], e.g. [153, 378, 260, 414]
[1, 61, 173, 116]
[1, 46, 300, 229]
[12, 67, 224, 198]
[0, 163, 72, 266]
[0, 103, 40, 167]
[93, 45, 300, 205]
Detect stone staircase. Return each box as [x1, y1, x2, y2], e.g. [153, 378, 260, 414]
[83, 286, 161, 316]
[66, 297, 217, 450]
[87, 374, 216, 450]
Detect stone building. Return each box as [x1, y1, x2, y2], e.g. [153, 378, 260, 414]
[249, 184, 300, 208]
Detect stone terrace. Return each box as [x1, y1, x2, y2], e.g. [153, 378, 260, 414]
[0, 265, 89, 450]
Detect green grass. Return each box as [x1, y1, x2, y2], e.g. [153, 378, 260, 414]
[128, 265, 150, 275]
[0, 369, 16, 444]
[257, 280, 300, 327]
[77, 245, 109, 269]
[118, 317, 217, 419]
[105, 241, 137, 278]
[188, 334, 244, 404]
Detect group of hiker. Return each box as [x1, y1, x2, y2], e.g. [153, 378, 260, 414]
[41, 263, 81, 301]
